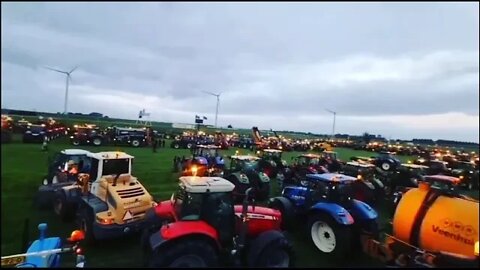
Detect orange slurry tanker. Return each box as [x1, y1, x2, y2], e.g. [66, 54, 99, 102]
[362, 181, 479, 267]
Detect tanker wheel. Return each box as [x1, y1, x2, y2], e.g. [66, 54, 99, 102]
[308, 213, 351, 259]
[149, 239, 218, 267]
[253, 236, 293, 267]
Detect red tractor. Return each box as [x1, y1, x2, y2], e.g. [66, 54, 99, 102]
[141, 176, 294, 267]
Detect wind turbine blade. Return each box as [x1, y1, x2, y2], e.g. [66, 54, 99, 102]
[202, 90, 216, 96]
[44, 66, 68, 74]
[69, 66, 78, 74]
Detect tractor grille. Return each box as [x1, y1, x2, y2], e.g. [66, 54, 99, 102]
[117, 187, 145, 198]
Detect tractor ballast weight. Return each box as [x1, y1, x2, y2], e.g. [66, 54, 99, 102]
[362, 182, 479, 267]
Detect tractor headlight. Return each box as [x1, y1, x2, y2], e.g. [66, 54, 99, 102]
[475, 241, 479, 256]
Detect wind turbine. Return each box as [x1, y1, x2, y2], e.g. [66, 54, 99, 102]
[202, 90, 222, 128]
[325, 108, 337, 139]
[44, 66, 78, 115]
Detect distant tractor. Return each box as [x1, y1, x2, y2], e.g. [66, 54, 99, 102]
[69, 125, 105, 146]
[284, 153, 329, 187]
[142, 176, 294, 267]
[23, 124, 49, 143]
[106, 126, 148, 147]
[224, 155, 271, 202]
[176, 145, 225, 177]
[256, 149, 289, 181]
[341, 161, 385, 205]
[319, 151, 343, 173]
[52, 151, 157, 243]
[269, 173, 378, 259]
[36, 149, 92, 209]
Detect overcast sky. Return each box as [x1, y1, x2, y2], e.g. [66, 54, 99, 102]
[1, 2, 479, 142]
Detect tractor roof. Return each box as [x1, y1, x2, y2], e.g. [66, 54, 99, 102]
[322, 151, 337, 154]
[179, 176, 235, 193]
[346, 161, 375, 168]
[88, 151, 134, 160]
[423, 175, 459, 184]
[402, 163, 428, 169]
[306, 173, 357, 183]
[61, 149, 92, 156]
[262, 149, 282, 153]
[231, 155, 260, 161]
[300, 153, 321, 158]
[197, 145, 220, 149]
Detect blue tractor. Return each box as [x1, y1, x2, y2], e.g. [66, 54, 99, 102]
[268, 173, 379, 259]
[177, 145, 225, 177]
[0, 223, 85, 268]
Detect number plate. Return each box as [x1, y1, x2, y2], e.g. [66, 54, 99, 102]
[1, 255, 26, 266]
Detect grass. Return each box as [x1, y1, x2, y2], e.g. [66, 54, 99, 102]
[1, 139, 476, 267]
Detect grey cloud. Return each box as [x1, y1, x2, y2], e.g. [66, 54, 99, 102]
[1, 2, 479, 142]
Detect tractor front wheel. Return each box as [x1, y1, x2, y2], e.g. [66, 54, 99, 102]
[92, 137, 102, 146]
[131, 139, 141, 147]
[308, 213, 351, 259]
[253, 236, 293, 267]
[149, 239, 218, 267]
[72, 139, 80, 146]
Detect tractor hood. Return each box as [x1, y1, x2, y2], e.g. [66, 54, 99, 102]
[234, 205, 282, 218]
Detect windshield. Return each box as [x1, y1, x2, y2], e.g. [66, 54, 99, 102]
[243, 160, 259, 170]
[323, 152, 337, 160]
[456, 163, 475, 171]
[173, 187, 203, 221]
[102, 158, 130, 175]
[299, 157, 319, 166]
[327, 183, 353, 203]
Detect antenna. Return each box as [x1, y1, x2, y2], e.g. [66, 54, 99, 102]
[325, 108, 337, 139]
[44, 65, 78, 115]
[202, 91, 222, 128]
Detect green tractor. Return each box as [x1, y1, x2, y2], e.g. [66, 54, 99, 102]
[224, 155, 271, 203]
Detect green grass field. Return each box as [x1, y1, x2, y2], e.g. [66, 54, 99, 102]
[1, 138, 476, 267]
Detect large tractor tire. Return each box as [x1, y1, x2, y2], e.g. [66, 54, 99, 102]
[53, 190, 75, 222]
[92, 137, 102, 146]
[149, 238, 219, 267]
[77, 206, 95, 245]
[131, 139, 141, 147]
[249, 234, 294, 267]
[141, 225, 162, 266]
[268, 198, 294, 230]
[308, 213, 351, 259]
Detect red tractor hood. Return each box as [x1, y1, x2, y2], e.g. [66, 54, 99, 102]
[234, 205, 282, 237]
[154, 200, 175, 220]
[234, 205, 281, 218]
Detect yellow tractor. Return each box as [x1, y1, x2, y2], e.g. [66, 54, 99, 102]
[52, 151, 157, 244]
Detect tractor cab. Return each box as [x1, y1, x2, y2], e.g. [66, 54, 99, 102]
[319, 151, 342, 172]
[294, 153, 321, 167]
[193, 145, 225, 169]
[256, 149, 287, 178]
[170, 176, 236, 244]
[227, 155, 260, 173]
[302, 173, 358, 206]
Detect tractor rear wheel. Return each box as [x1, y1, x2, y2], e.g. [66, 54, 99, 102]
[149, 239, 218, 267]
[380, 162, 391, 171]
[308, 213, 351, 259]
